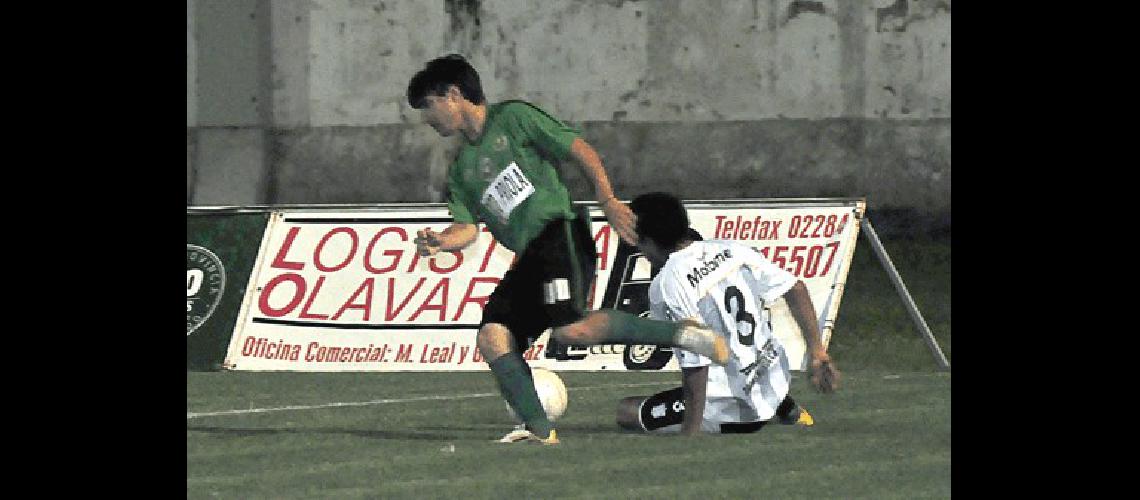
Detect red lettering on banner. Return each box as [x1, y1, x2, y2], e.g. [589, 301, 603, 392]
[420, 343, 457, 363]
[823, 214, 837, 238]
[314, 227, 359, 272]
[789, 246, 806, 275]
[789, 216, 802, 238]
[271, 227, 305, 270]
[750, 242, 843, 278]
[765, 221, 782, 240]
[821, 241, 841, 276]
[299, 276, 330, 319]
[409, 278, 449, 321]
[364, 227, 406, 273]
[394, 343, 415, 363]
[258, 273, 306, 317]
[714, 215, 781, 241]
[771, 246, 789, 271]
[594, 225, 611, 271]
[331, 278, 374, 321]
[241, 337, 301, 360]
[522, 343, 545, 360]
[385, 277, 426, 321]
[452, 277, 499, 320]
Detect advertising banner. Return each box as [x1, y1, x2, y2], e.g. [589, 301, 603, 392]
[223, 200, 864, 372]
[187, 211, 271, 370]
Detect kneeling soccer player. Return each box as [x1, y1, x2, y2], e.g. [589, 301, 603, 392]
[616, 192, 841, 435]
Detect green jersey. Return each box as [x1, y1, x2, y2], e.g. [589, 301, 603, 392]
[446, 101, 581, 253]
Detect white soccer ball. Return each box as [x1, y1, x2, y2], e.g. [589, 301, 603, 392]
[506, 367, 568, 422]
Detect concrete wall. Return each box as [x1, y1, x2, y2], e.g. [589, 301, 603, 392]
[188, 0, 950, 232]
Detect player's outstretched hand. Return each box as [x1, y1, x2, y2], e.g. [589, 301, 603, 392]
[414, 229, 442, 257]
[602, 198, 638, 246]
[810, 354, 840, 393]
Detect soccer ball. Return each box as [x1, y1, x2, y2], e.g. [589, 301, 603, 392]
[506, 367, 568, 422]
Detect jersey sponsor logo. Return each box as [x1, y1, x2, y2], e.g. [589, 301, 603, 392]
[187, 245, 226, 336]
[480, 161, 535, 223]
[685, 248, 733, 288]
[493, 135, 509, 151]
[739, 338, 778, 393]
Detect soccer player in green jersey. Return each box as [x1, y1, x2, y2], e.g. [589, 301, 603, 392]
[406, 54, 729, 445]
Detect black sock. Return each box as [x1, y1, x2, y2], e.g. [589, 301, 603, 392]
[775, 395, 799, 422]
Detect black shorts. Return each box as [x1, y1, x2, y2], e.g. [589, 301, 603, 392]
[637, 387, 799, 434]
[480, 210, 597, 353]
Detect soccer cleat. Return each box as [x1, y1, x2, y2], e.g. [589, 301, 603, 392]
[497, 425, 560, 445]
[675, 319, 730, 365]
[537, 429, 560, 445]
[498, 425, 533, 443]
[795, 408, 814, 426]
[778, 406, 814, 426]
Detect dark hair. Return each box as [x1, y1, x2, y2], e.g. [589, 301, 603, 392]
[406, 54, 486, 109]
[630, 192, 691, 249]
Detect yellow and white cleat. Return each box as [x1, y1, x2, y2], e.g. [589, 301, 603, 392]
[795, 408, 814, 426]
[675, 319, 730, 365]
[497, 425, 560, 445]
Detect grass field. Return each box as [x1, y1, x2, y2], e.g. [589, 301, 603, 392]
[187, 236, 950, 499]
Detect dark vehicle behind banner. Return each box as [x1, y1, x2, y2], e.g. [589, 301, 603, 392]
[546, 236, 675, 370]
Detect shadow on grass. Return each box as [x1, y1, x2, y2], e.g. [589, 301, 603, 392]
[419, 422, 646, 438]
[186, 425, 457, 441]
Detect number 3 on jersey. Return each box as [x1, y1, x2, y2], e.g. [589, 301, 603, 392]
[723, 286, 757, 346]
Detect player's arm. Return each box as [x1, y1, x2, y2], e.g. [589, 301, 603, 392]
[567, 137, 637, 246]
[783, 280, 840, 392]
[418, 175, 481, 256]
[680, 365, 708, 436]
[652, 272, 709, 435]
[415, 223, 478, 256]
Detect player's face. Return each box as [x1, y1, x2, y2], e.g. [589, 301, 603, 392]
[638, 237, 669, 267]
[420, 93, 462, 137]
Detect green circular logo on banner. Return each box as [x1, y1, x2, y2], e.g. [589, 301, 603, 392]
[187, 245, 226, 336]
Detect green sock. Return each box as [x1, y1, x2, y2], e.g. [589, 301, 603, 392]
[487, 352, 553, 438]
[597, 309, 679, 345]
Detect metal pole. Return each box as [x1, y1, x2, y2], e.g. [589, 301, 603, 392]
[860, 219, 950, 371]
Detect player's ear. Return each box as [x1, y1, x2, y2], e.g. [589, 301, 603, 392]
[446, 84, 463, 103]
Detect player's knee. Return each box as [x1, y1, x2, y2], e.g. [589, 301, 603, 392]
[550, 325, 578, 344]
[476, 324, 512, 361]
[616, 396, 646, 431]
[552, 318, 601, 344]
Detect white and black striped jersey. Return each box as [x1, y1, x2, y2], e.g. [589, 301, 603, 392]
[649, 239, 799, 423]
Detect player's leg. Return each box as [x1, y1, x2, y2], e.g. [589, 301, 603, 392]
[553, 311, 727, 364]
[615, 387, 690, 433]
[616, 396, 648, 431]
[546, 217, 728, 363]
[477, 266, 557, 443]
